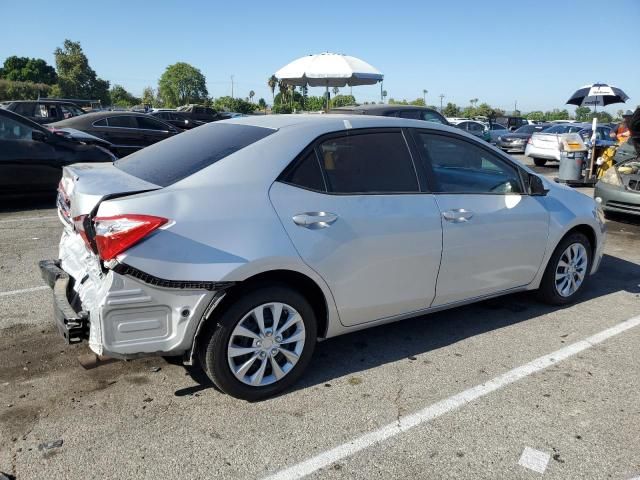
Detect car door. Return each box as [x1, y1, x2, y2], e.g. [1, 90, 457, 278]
[0, 115, 62, 193]
[135, 116, 176, 145]
[411, 130, 549, 306]
[102, 116, 142, 155]
[269, 129, 443, 327]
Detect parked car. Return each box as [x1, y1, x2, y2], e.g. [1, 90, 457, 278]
[577, 125, 616, 148]
[49, 111, 179, 157]
[150, 110, 206, 130]
[39, 114, 605, 400]
[525, 123, 589, 166]
[494, 116, 528, 131]
[595, 153, 640, 216]
[176, 104, 228, 122]
[487, 122, 509, 144]
[329, 104, 449, 125]
[0, 108, 115, 195]
[0, 100, 86, 124]
[450, 119, 490, 141]
[498, 124, 551, 153]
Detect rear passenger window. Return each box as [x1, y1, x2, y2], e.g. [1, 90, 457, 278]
[283, 151, 325, 191]
[415, 132, 523, 194]
[318, 132, 419, 194]
[107, 116, 136, 128]
[136, 116, 169, 130]
[13, 103, 35, 116]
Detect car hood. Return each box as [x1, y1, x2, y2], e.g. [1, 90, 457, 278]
[48, 127, 113, 147]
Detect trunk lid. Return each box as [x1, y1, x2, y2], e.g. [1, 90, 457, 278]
[530, 133, 560, 150]
[59, 163, 161, 223]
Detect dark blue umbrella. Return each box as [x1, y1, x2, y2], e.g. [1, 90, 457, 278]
[566, 83, 629, 107]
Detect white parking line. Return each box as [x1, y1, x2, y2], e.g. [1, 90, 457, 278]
[0, 285, 49, 297]
[262, 315, 640, 480]
[0, 215, 58, 224]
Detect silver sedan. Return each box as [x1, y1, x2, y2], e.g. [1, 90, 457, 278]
[40, 115, 606, 400]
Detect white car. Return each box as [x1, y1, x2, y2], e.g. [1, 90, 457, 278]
[40, 115, 606, 400]
[525, 123, 588, 166]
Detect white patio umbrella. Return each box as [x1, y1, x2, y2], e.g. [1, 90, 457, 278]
[274, 52, 383, 109]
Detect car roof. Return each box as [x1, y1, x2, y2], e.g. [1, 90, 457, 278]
[330, 104, 439, 113]
[6, 99, 78, 105]
[0, 107, 49, 131]
[49, 110, 169, 128]
[225, 113, 461, 136]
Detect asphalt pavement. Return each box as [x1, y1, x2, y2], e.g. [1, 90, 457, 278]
[1, 156, 639, 480]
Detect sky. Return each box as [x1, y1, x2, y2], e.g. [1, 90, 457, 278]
[1, 0, 638, 114]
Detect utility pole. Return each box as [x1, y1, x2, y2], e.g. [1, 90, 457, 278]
[439, 94, 445, 113]
[380, 81, 383, 103]
[231, 75, 234, 98]
[423, 89, 428, 105]
[514, 100, 518, 114]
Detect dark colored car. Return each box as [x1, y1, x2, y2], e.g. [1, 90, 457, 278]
[329, 104, 449, 125]
[49, 112, 179, 157]
[494, 116, 528, 131]
[150, 110, 206, 130]
[498, 124, 551, 153]
[175, 105, 228, 122]
[0, 109, 115, 195]
[0, 100, 86, 124]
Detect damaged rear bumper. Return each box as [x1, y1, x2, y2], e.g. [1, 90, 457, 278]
[38, 259, 89, 344]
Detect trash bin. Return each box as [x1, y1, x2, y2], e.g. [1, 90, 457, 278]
[557, 134, 588, 183]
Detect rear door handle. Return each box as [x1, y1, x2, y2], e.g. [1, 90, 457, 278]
[442, 209, 474, 223]
[292, 212, 338, 229]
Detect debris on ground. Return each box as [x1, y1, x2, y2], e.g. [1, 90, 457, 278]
[150, 366, 161, 373]
[38, 439, 63, 451]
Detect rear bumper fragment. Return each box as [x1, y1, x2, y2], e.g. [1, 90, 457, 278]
[38, 259, 89, 344]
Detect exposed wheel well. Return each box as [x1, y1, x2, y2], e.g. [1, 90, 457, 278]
[564, 224, 597, 257]
[210, 270, 329, 339]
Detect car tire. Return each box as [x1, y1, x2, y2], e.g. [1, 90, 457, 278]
[537, 232, 592, 305]
[533, 158, 547, 167]
[198, 284, 317, 401]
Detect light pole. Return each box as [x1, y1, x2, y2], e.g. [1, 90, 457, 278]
[423, 89, 428, 106]
[231, 75, 234, 98]
[439, 94, 445, 113]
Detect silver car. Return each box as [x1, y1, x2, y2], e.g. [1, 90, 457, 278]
[40, 115, 606, 400]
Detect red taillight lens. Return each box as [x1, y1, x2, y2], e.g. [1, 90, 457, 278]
[93, 214, 168, 261]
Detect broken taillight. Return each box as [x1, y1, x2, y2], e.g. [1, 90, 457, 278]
[72, 214, 91, 249]
[93, 215, 168, 261]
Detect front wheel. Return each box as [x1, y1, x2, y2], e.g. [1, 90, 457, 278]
[533, 157, 547, 167]
[198, 285, 317, 401]
[537, 233, 592, 305]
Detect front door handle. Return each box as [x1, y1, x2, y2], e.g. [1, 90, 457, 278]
[442, 209, 474, 223]
[292, 212, 338, 229]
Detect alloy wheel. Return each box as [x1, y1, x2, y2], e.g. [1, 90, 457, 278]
[554, 243, 588, 297]
[227, 302, 306, 387]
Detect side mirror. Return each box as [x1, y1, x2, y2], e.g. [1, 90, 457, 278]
[529, 173, 549, 196]
[32, 130, 49, 142]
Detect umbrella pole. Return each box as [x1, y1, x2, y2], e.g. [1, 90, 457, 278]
[325, 83, 329, 112]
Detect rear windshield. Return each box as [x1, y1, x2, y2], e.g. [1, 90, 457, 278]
[115, 123, 275, 186]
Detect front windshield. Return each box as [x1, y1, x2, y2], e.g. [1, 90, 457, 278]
[516, 125, 536, 134]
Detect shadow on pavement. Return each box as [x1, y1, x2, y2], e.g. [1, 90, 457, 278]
[179, 253, 640, 398]
[0, 195, 55, 213]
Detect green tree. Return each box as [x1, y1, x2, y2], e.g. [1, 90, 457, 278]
[249, 90, 255, 103]
[461, 106, 476, 118]
[267, 75, 278, 104]
[443, 102, 461, 117]
[388, 98, 409, 105]
[303, 96, 326, 111]
[0, 56, 57, 85]
[53, 40, 110, 104]
[141, 86, 155, 106]
[0, 79, 52, 101]
[575, 106, 592, 122]
[526, 111, 545, 122]
[258, 98, 267, 112]
[595, 111, 613, 123]
[110, 84, 140, 107]
[330, 94, 356, 108]
[212, 96, 257, 114]
[332, 86, 340, 97]
[409, 98, 426, 106]
[545, 109, 570, 121]
[158, 62, 208, 108]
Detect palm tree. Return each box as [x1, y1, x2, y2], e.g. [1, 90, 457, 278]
[332, 86, 339, 97]
[249, 90, 255, 103]
[287, 84, 295, 110]
[268, 75, 278, 105]
[278, 81, 288, 104]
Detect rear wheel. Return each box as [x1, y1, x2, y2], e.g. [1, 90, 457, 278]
[533, 157, 547, 167]
[198, 285, 317, 401]
[537, 232, 592, 305]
